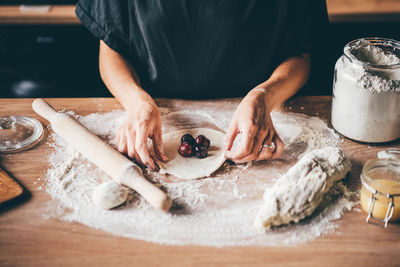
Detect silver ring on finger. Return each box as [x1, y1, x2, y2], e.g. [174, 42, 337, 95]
[261, 142, 276, 152]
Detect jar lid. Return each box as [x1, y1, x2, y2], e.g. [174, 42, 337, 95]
[0, 116, 44, 153]
[362, 159, 400, 194]
[377, 148, 400, 161]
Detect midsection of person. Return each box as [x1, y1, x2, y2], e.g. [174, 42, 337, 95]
[125, 1, 283, 99]
[76, 0, 326, 168]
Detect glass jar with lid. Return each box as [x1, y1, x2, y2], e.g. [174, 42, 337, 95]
[0, 115, 44, 153]
[331, 37, 400, 143]
[360, 158, 400, 227]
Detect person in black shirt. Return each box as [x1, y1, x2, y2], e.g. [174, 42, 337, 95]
[76, 0, 328, 169]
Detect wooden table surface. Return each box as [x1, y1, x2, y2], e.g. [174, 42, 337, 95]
[0, 0, 400, 24]
[0, 5, 79, 25]
[0, 97, 399, 267]
[327, 0, 400, 22]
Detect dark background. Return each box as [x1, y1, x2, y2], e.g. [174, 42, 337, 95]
[0, 1, 399, 98]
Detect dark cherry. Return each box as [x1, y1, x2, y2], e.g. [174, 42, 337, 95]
[178, 142, 193, 157]
[195, 135, 210, 148]
[181, 134, 195, 146]
[194, 145, 208, 158]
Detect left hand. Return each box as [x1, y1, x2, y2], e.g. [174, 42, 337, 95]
[224, 89, 285, 163]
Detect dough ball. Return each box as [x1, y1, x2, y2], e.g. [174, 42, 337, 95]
[92, 180, 128, 210]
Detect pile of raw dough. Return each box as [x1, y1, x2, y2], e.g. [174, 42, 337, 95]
[92, 180, 128, 210]
[255, 146, 351, 229]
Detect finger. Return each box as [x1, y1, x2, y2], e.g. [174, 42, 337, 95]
[152, 128, 168, 162]
[233, 131, 266, 163]
[264, 127, 274, 145]
[126, 132, 136, 159]
[271, 134, 285, 159]
[133, 151, 145, 166]
[256, 130, 274, 161]
[257, 145, 273, 161]
[118, 139, 128, 154]
[224, 122, 238, 151]
[250, 130, 267, 157]
[117, 132, 128, 154]
[226, 129, 256, 161]
[135, 131, 156, 170]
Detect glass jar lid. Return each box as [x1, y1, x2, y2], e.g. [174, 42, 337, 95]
[377, 148, 400, 161]
[362, 159, 400, 194]
[0, 115, 44, 153]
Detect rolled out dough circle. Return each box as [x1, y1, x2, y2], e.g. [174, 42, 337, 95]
[158, 128, 226, 180]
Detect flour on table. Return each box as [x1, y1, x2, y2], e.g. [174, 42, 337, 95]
[40, 106, 357, 247]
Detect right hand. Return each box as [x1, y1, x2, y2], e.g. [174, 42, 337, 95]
[224, 89, 285, 163]
[115, 99, 167, 170]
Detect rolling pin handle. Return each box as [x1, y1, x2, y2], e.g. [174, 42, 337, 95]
[32, 99, 59, 122]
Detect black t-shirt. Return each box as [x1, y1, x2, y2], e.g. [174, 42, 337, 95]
[76, 0, 328, 99]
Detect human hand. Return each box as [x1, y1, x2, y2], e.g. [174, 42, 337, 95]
[224, 89, 285, 163]
[115, 99, 167, 170]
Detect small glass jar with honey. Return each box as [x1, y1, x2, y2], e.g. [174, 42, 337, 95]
[360, 159, 400, 227]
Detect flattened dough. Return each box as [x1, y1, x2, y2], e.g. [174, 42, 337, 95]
[158, 128, 226, 180]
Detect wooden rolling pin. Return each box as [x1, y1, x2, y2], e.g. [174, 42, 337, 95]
[32, 99, 171, 211]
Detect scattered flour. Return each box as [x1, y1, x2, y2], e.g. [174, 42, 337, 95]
[40, 106, 357, 247]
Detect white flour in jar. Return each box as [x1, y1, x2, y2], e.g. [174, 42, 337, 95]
[36, 106, 357, 247]
[350, 43, 400, 67]
[332, 39, 400, 143]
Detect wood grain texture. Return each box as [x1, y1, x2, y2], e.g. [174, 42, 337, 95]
[0, 1, 400, 25]
[0, 168, 23, 203]
[0, 97, 399, 267]
[326, 0, 400, 22]
[0, 5, 79, 24]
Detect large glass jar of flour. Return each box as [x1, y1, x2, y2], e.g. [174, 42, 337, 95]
[331, 38, 400, 142]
